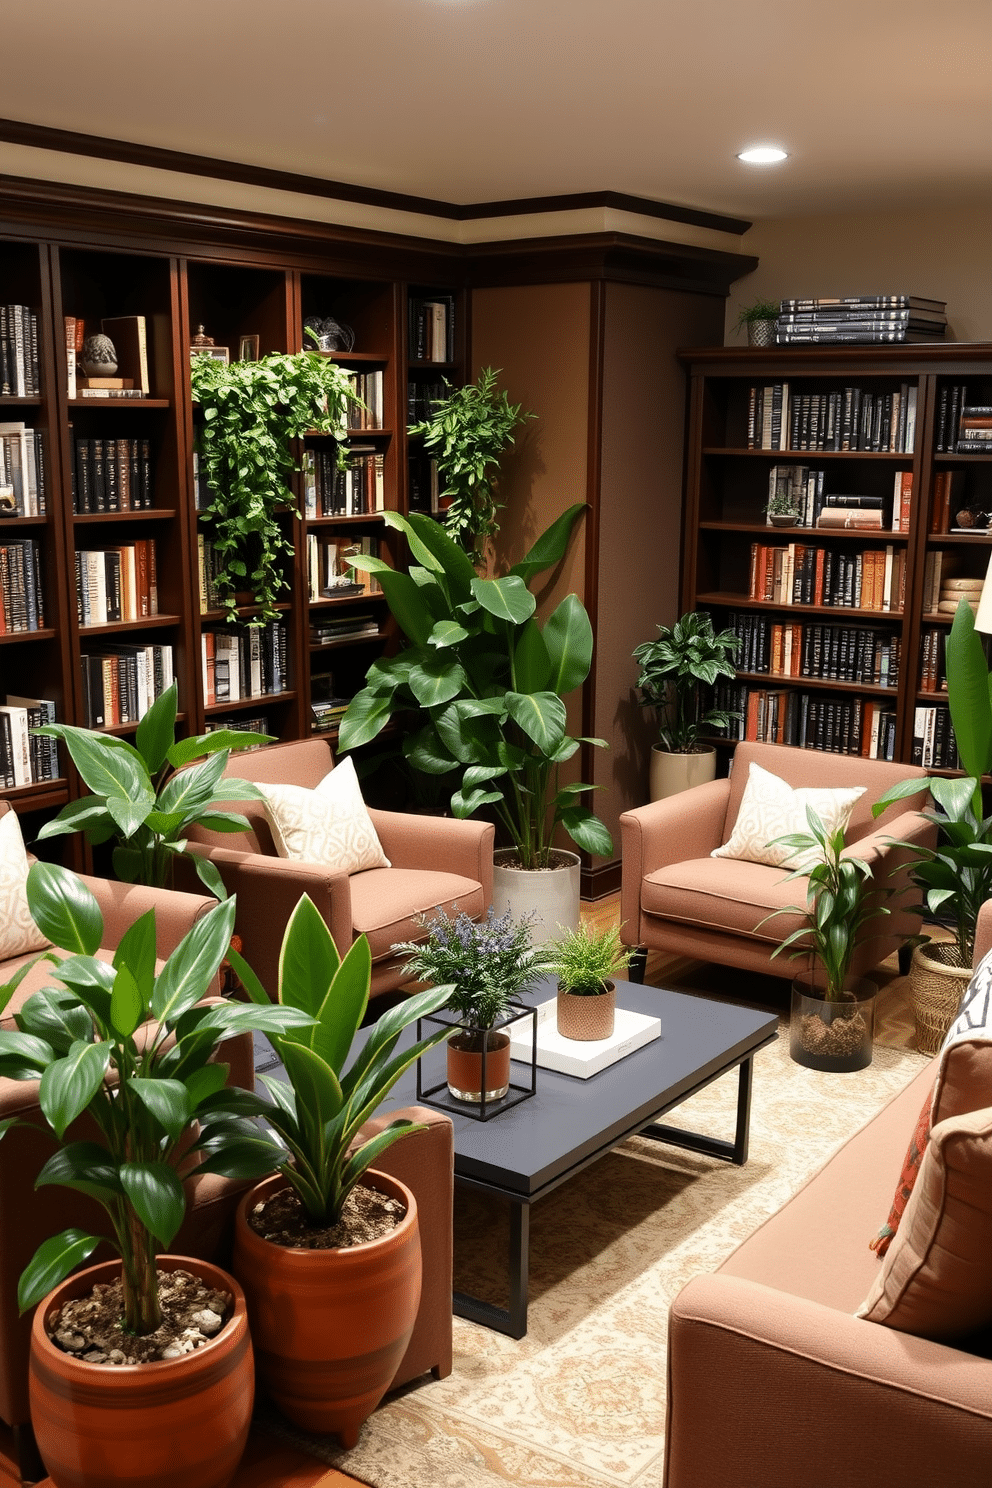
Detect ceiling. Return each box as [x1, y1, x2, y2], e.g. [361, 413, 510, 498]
[4, 0, 991, 224]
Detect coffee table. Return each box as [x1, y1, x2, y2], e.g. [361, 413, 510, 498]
[380, 977, 779, 1338]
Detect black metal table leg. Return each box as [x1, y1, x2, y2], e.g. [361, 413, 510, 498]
[453, 1198, 531, 1338]
[640, 1055, 756, 1166]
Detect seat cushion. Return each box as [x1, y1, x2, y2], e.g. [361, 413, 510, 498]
[641, 856, 812, 945]
[349, 868, 486, 964]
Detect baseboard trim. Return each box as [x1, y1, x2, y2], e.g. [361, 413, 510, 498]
[581, 860, 621, 900]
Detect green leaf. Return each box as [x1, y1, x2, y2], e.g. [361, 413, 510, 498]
[16, 990, 93, 1055]
[157, 751, 229, 821]
[542, 593, 593, 695]
[194, 1127, 289, 1180]
[277, 895, 340, 1022]
[338, 688, 394, 751]
[34, 797, 117, 842]
[109, 964, 144, 1040]
[26, 864, 104, 956]
[113, 909, 157, 1016]
[403, 726, 459, 775]
[472, 575, 536, 625]
[428, 620, 470, 648]
[18, 1230, 103, 1314]
[312, 935, 372, 1075]
[39, 1040, 112, 1140]
[399, 512, 478, 603]
[375, 569, 438, 646]
[190, 853, 230, 901]
[152, 896, 236, 1025]
[946, 599, 992, 781]
[36, 1142, 124, 1204]
[135, 684, 178, 775]
[119, 1162, 186, 1248]
[560, 806, 613, 857]
[40, 726, 152, 813]
[509, 502, 585, 584]
[505, 691, 567, 754]
[128, 1077, 193, 1141]
[512, 619, 552, 694]
[407, 655, 467, 708]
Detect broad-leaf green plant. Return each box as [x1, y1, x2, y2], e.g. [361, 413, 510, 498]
[190, 346, 357, 623]
[761, 807, 889, 1000]
[0, 867, 312, 1331]
[632, 610, 741, 753]
[870, 597, 992, 967]
[34, 683, 272, 898]
[226, 898, 453, 1225]
[409, 367, 534, 564]
[339, 505, 613, 870]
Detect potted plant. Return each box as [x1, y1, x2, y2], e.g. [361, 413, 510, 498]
[33, 682, 271, 898]
[0, 866, 313, 1488]
[763, 807, 889, 1071]
[766, 487, 802, 526]
[339, 506, 613, 938]
[870, 597, 992, 1051]
[226, 896, 453, 1446]
[392, 904, 551, 1101]
[734, 297, 780, 347]
[546, 922, 633, 1041]
[632, 610, 741, 802]
[408, 366, 534, 571]
[190, 345, 357, 623]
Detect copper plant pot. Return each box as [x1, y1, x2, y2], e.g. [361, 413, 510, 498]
[29, 1257, 253, 1488]
[446, 1028, 511, 1100]
[232, 1170, 421, 1448]
[556, 981, 617, 1041]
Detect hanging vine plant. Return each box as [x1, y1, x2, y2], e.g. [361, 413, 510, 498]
[190, 348, 357, 622]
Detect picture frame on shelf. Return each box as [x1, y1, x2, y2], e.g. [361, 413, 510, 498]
[238, 334, 260, 362]
[190, 346, 230, 365]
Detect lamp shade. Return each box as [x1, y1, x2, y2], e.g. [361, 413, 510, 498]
[974, 550, 992, 634]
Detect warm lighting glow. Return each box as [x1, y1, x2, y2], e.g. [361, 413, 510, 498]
[974, 550, 992, 634]
[737, 146, 788, 165]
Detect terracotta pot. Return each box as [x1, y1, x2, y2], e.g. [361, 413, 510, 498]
[649, 744, 717, 802]
[446, 1028, 511, 1100]
[556, 982, 616, 1041]
[789, 972, 878, 1072]
[29, 1257, 253, 1488]
[232, 1170, 421, 1448]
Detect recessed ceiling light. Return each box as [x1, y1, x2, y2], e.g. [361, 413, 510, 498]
[737, 146, 788, 165]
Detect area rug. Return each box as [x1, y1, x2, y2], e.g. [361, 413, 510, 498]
[257, 1019, 928, 1488]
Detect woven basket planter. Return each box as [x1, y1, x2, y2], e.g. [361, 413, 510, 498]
[910, 942, 971, 1056]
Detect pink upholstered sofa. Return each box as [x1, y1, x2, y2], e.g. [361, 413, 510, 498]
[663, 904, 992, 1488]
[620, 740, 936, 981]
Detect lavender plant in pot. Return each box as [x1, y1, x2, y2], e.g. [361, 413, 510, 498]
[393, 906, 551, 1103]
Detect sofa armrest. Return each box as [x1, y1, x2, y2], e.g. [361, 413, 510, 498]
[369, 810, 494, 903]
[619, 778, 731, 943]
[79, 875, 216, 962]
[975, 900, 992, 966]
[665, 1274, 992, 1488]
[184, 845, 353, 998]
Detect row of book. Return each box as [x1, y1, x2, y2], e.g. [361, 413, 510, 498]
[714, 680, 898, 759]
[204, 713, 270, 743]
[65, 315, 152, 399]
[310, 611, 381, 646]
[747, 383, 918, 453]
[409, 294, 455, 363]
[307, 535, 380, 601]
[726, 611, 901, 688]
[0, 695, 57, 787]
[202, 620, 288, 705]
[765, 466, 913, 532]
[80, 643, 175, 728]
[408, 455, 446, 516]
[344, 371, 385, 430]
[0, 422, 46, 515]
[933, 386, 992, 452]
[748, 542, 906, 612]
[0, 305, 41, 396]
[407, 379, 446, 422]
[310, 673, 349, 734]
[773, 296, 946, 346]
[911, 704, 959, 769]
[197, 535, 225, 613]
[0, 538, 44, 632]
[301, 446, 385, 517]
[71, 435, 154, 512]
[75, 542, 159, 626]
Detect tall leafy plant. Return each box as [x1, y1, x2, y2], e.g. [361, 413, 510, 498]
[408, 367, 534, 564]
[35, 683, 271, 899]
[632, 611, 741, 753]
[190, 348, 357, 623]
[339, 506, 612, 870]
[0, 867, 312, 1330]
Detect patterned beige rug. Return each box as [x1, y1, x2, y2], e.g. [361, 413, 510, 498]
[258, 999, 928, 1488]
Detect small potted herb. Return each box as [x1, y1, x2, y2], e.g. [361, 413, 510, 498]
[766, 488, 802, 526]
[735, 298, 780, 347]
[393, 906, 551, 1102]
[546, 922, 633, 1041]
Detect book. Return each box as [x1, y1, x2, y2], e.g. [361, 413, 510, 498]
[778, 296, 947, 313]
[507, 997, 661, 1078]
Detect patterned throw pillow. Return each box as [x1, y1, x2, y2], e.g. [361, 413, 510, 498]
[870, 1085, 934, 1258]
[711, 761, 867, 873]
[255, 755, 390, 875]
[0, 809, 51, 959]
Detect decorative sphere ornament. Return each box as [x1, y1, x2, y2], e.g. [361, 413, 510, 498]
[80, 333, 118, 377]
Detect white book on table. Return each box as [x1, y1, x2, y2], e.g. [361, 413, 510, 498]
[509, 998, 661, 1079]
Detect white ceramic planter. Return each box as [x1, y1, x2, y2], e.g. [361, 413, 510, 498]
[648, 745, 717, 803]
[491, 848, 581, 945]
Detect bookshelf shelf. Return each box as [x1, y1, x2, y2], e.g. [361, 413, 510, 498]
[0, 630, 57, 644]
[67, 399, 170, 410]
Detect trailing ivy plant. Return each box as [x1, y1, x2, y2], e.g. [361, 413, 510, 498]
[190, 348, 357, 623]
[408, 367, 534, 564]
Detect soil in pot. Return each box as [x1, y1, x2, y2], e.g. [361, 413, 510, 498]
[46, 1266, 234, 1364]
[247, 1182, 406, 1250]
[790, 974, 877, 1072]
[447, 1028, 511, 1100]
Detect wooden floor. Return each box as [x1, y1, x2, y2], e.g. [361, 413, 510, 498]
[7, 890, 918, 1488]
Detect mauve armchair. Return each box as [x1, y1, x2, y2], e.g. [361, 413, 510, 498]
[619, 740, 937, 982]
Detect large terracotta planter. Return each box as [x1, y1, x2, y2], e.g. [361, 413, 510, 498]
[233, 1170, 421, 1448]
[649, 744, 717, 802]
[556, 981, 616, 1041]
[29, 1257, 253, 1488]
[491, 847, 581, 944]
[446, 1028, 511, 1100]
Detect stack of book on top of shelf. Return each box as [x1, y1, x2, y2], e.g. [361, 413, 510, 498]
[309, 612, 380, 646]
[775, 296, 947, 345]
[0, 422, 46, 515]
[936, 574, 984, 616]
[816, 494, 886, 530]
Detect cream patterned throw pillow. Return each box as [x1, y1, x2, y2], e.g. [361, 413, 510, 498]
[0, 809, 51, 959]
[711, 761, 866, 873]
[256, 755, 390, 874]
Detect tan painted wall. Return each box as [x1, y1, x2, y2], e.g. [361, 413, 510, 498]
[725, 203, 992, 345]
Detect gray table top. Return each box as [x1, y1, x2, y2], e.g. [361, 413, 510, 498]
[381, 978, 780, 1199]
